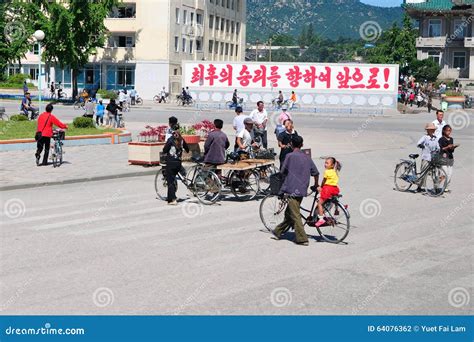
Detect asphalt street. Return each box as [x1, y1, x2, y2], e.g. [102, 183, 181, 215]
[1, 106, 473, 315]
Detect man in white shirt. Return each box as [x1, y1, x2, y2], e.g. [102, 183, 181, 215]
[432, 110, 446, 139]
[232, 106, 248, 150]
[249, 101, 268, 148]
[236, 117, 258, 152]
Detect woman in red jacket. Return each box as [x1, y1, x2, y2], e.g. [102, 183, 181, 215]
[35, 103, 68, 166]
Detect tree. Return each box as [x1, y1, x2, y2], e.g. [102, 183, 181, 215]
[271, 34, 294, 46]
[411, 59, 441, 82]
[41, 0, 117, 98]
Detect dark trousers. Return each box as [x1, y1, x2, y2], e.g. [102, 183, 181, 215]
[273, 197, 308, 243]
[166, 162, 181, 202]
[131, 96, 136, 105]
[261, 130, 268, 149]
[159, 96, 166, 103]
[96, 116, 103, 125]
[36, 136, 51, 165]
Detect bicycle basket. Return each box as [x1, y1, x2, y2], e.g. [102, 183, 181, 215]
[431, 152, 448, 166]
[269, 172, 284, 196]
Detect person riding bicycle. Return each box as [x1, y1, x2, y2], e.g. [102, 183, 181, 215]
[162, 125, 190, 205]
[315, 157, 341, 228]
[416, 122, 440, 191]
[80, 88, 89, 103]
[277, 90, 284, 107]
[288, 91, 297, 108]
[35, 103, 68, 166]
[21, 92, 38, 119]
[271, 136, 320, 246]
[50, 82, 55, 97]
[232, 89, 238, 106]
[204, 119, 230, 166]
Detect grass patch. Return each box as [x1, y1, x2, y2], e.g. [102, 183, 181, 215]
[0, 121, 119, 140]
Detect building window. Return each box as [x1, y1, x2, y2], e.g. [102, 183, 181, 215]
[220, 18, 225, 31]
[209, 40, 214, 54]
[117, 66, 134, 87]
[8, 66, 20, 76]
[237, 0, 240, 11]
[428, 19, 442, 37]
[85, 69, 94, 84]
[236, 22, 240, 37]
[29, 67, 39, 80]
[109, 4, 136, 18]
[453, 19, 467, 39]
[183, 10, 187, 24]
[453, 51, 466, 69]
[108, 35, 135, 48]
[197, 13, 203, 25]
[220, 42, 224, 55]
[235, 45, 239, 56]
[174, 36, 179, 52]
[190, 12, 194, 25]
[225, 43, 229, 55]
[174, 68, 178, 76]
[230, 44, 234, 56]
[231, 21, 235, 34]
[196, 38, 202, 51]
[30, 43, 40, 55]
[231, 0, 235, 10]
[182, 38, 186, 52]
[227, 0, 230, 8]
[216, 17, 219, 31]
[215, 41, 219, 54]
[428, 51, 441, 65]
[189, 40, 194, 54]
[209, 15, 214, 29]
[226, 20, 230, 33]
[176, 8, 180, 24]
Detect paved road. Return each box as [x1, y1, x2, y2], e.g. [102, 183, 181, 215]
[1, 112, 472, 315]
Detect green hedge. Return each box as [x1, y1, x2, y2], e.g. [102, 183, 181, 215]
[8, 73, 29, 84]
[0, 82, 35, 89]
[97, 89, 118, 100]
[73, 117, 95, 128]
[10, 114, 28, 121]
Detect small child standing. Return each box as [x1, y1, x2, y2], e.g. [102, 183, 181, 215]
[315, 157, 341, 227]
[96, 100, 105, 126]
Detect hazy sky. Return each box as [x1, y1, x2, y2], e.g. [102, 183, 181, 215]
[361, 0, 403, 7]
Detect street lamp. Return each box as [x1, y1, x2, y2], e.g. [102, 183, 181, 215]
[255, 39, 259, 62]
[33, 30, 45, 113]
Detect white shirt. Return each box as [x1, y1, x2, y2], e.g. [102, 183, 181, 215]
[237, 128, 253, 149]
[432, 119, 446, 139]
[160, 89, 166, 96]
[249, 109, 268, 131]
[119, 92, 126, 102]
[233, 114, 248, 136]
[417, 134, 439, 161]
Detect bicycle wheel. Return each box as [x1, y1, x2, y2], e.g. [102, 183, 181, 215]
[259, 195, 287, 232]
[192, 169, 221, 205]
[424, 166, 447, 197]
[136, 98, 143, 105]
[394, 161, 414, 192]
[229, 170, 260, 201]
[73, 101, 81, 110]
[258, 165, 279, 194]
[225, 101, 233, 109]
[52, 143, 60, 168]
[154, 167, 176, 201]
[316, 200, 350, 243]
[153, 95, 160, 104]
[0, 113, 9, 121]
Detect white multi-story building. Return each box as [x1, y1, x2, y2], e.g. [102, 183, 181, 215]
[7, 0, 247, 99]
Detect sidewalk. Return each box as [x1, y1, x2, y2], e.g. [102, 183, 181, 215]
[0, 144, 156, 191]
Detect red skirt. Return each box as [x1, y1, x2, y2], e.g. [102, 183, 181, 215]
[320, 185, 339, 201]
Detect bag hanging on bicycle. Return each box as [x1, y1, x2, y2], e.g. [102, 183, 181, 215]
[269, 172, 284, 195]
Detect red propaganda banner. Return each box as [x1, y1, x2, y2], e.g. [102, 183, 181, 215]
[183, 62, 399, 94]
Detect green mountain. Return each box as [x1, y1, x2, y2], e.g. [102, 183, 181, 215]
[246, 0, 404, 43]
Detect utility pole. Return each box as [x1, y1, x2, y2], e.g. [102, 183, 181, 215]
[269, 38, 272, 62]
[255, 39, 259, 61]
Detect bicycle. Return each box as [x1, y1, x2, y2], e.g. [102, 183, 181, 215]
[226, 97, 244, 109]
[271, 99, 288, 110]
[135, 96, 143, 105]
[155, 157, 222, 205]
[73, 96, 86, 110]
[0, 107, 8, 121]
[259, 189, 350, 244]
[394, 152, 448, 197]
[50, 129, 65, 168]
[153, 93, 169, 104]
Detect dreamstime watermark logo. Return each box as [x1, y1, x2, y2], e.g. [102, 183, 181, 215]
[181, 202, 204, 218]
[270, 287, 292, 307]
[352, 115, 376, 138]
[359, 21, 382, 42]
[448, 287, 470, 308]
[92, 287, 114, 308]
[439, 193, 473, 227]
[352, 278, 389, 314]
[447, 15, 473, 43]
[447, 110, 471, 131]
[4, 21, 26, 43]
[181, 24, 204, 39]
[359, 198, 381, 219]
[3, 198, 26, 219]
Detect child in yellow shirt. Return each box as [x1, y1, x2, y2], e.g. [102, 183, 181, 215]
[315, 157, 341, 227]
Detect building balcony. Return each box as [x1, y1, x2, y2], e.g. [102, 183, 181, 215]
[104, 18, 137, 33]
[465, 37, 474, 48]
[90, 47, 136, 63]
[416, 36, 447, 48]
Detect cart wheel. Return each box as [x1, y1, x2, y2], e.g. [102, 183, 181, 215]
[229, 170, 260, 201]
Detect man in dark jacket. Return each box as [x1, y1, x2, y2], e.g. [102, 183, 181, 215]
[277, 119, 299, 165]
[272, 136, 319, 246]
[204, 119, 230, 165]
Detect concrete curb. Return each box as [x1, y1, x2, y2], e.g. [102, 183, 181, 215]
[0, 169, 157, 192]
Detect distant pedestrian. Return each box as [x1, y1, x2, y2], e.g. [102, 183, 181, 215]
[438, 125, 459, 193]
[23, 80, 28, 95]
[35, 103, 68, 166]
[130, 88, 137, 105]
[83, 98, 95, 119]
[96, 100, 105, 126]
[432, 110, 446, 139]
[159, 87, 167, 103]
[106, 99, 121, 128]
